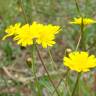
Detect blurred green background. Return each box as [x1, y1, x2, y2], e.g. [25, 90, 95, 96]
[0, 0, 96, 96]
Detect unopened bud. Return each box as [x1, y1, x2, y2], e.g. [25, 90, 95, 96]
[26, 57, 32, 68]
[66, 48, 72, 53]
[65, 48, 72, 56]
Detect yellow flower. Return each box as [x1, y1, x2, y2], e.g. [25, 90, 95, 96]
[69, 17, 96, 25]
[36, 24, 60, 48]
[36, 31, 56, 48]
[13, 24, 35, 47]
[30, 22, 43, 38]
[63, 51, 96, 72]
[3, 23, 21, 40]
[3, 22, 60, 48]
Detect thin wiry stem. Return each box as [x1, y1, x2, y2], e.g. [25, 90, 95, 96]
[31, 45, 42, 96]
[52, 69, 69, 96]
[74, 0, 84, 51]
[20, 0, 28, 23]
[80, 17, 85, 50]
[71, 72, 81, 96]
[47, 48, 57, 70]
[75, 32, 81, 51]
[36, 45, 60, 96]
[52, 49, 71, 96]
[74, 0, 82, 16]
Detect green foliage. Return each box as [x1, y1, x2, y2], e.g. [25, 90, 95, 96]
[0, 0, 96, 95]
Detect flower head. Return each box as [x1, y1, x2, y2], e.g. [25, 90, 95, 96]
[30, 22, 43, 38]
[36, 24, 60, 48]
[69, 17, 96, 25]
[13, 24, 35, 46]
[3, 23, 21, 40]
[3, 22, 60, 48]
[63, 51, 96, 72]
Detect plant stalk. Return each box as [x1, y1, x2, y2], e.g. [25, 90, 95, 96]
[20, 0, 28, 23]
[31, 45, 42, 96]
[71, 72, 81, 96]
[36, 45, 60, 96]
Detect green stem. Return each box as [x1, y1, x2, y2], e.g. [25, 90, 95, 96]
[31, 45, 42, 96]
[20, 0, 28, 23]
[71, 72, 81, 96]
[74, 0, 82, 16]
[47, 48, 57, 70]
[31, 45, 36, 74]
[66, 71, 71, 96]
[76, 17, 84, 51]
[36, 45, 60, 96]
[52, 49, 70, 96]
[80, 17, 85, 50]
[75, 32, 82, 51]
[74, 0, 85, 50]
[52, 69, 70, 96]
